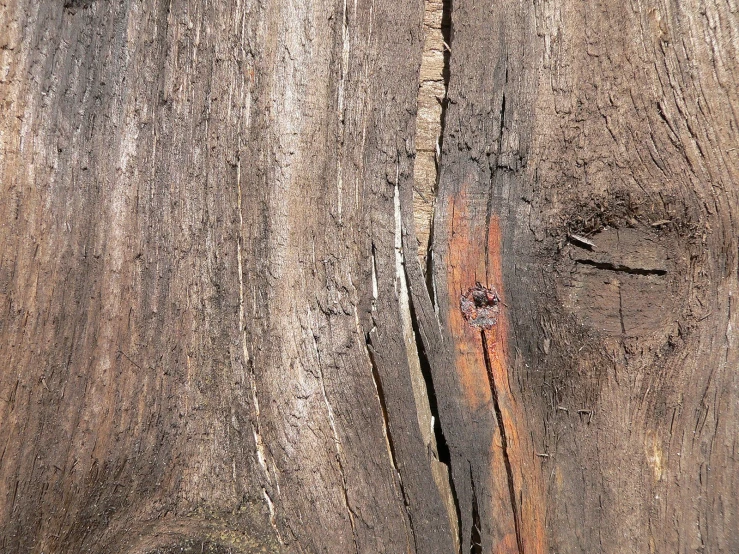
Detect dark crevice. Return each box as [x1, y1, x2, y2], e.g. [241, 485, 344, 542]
[481, 330, 523, 554]
[425, 214, 437, 306]
[440, 0, 453, 89]
[656, 101, 680, 143]
[406, 289, 448, 464]
[439, 0, 453, 153]
[426, 0, 454, 305]
[470, 471, 482, 554]
[365, 334, 418, 552]
[406, 266, 463, 551]
[574, 258, 667, 276]
[499, 93, 506, 133]
[365, 336, 396, 468]
[414, 0, 462, 549]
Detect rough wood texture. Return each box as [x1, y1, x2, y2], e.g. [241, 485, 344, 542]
[422, 0, 739, 552]
[413, 0, 448, 265]
[2, 0, 738, 552]
[0, 0, 450, 551]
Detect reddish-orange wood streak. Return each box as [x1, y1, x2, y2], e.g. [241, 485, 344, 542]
[447, 184, 546, 553]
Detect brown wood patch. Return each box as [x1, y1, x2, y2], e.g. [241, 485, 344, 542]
[447, 185, 494, 412]
[446, 182, 546, 553]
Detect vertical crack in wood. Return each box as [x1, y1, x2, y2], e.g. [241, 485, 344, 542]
[415, 0, 452, 279]
[410, 2, 464, 547]
[439, 0, 452, 158]
[316, 355, 359, 554]
[470, 470, 482, 554]
[263, 489, 277, 530]
[391, 178, 425, 553]
[237, 150, 281, 543]
[482, 330, 523, 554]
[371, 244, 379, 303]
[364, 334, 418, 553]
[364, 337, 398, 472]
[365, 246, 392, 466]
[398, 161, 461, 550]
[406, 0, 468, 548]
[396, 180, 435, 455]
[429, 0, 453, 311]
[405, 275, 463, 553]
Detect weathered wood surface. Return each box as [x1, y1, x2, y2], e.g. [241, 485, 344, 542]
[424, 0, 739, 552]
[1, 0, 738, 552]
[413, 0, 448, 265]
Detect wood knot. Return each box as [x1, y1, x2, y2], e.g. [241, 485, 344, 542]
[460, 283, 501, 329]
[557, 226, 684, 337]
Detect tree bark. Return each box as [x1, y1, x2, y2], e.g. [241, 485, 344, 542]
[1, 0, 738, 553]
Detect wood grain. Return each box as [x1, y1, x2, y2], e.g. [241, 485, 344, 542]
[1, 0, 738, 552]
